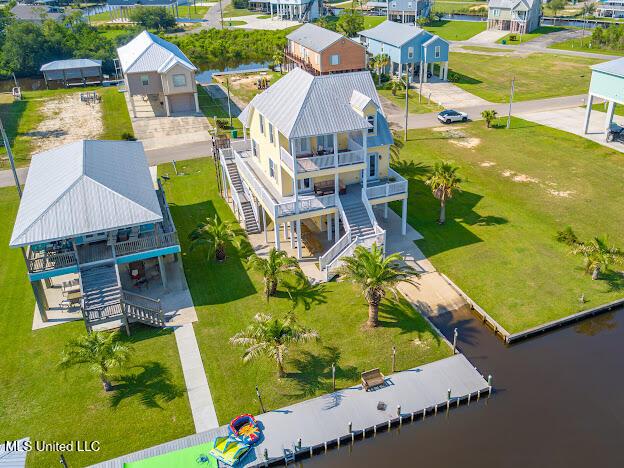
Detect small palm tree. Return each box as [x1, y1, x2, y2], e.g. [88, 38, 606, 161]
[571, 236, 624, 280]
[230, 312, 319, 377]
[369, 55, 379, 83]
[247, 248, 300, 299]
[481, 109, 498, 128]
[189, 215, 240, 262]
[425, 161, 462, 224]
[378, 53, 390, 81]
[272, 50, 284, 74]
[338, 244, 418, 328]
[391, 79, 404, 96]
[59, 331, 132, 392]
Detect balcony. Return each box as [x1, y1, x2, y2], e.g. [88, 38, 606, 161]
[365, 168, 409, 201]
[279, 139, 366, 176]
[26, 248, 78, 274]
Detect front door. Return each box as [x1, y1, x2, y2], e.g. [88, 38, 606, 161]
[367, 153, 378, 181]
[297, 177, 312, 193]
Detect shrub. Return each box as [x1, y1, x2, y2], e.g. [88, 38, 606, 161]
[121, 132, 136, 141]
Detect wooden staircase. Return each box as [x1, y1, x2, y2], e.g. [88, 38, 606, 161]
[225, 161, 261, 234]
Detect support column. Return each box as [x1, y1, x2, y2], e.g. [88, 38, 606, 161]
[605, 100, 616, 133]
[164, 95, 171, 117]
[327, 214, 332, 240]
[290, 222, 295, 248]
[296, 219, 302, 259]
[384, 202, 388, 219]
[334, 211, 340, 241]
[444, 62, 449, 80]
[194, 92, 200, 113]
[275, 222, 281, 250]
[158, 255, 168, 290]
[263, 209, 268, 243]
[439, 62, 444, 79]
[284, 222, 289, 240]
[31, 280, 48, 322]
[423, 61, 428, 83]
[401, 198, 407, 236]
[583, 93, 594, 134]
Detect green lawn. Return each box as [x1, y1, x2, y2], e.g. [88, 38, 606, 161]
[0, 87, 133, 168]
[378, 88, 444, 115]
[176, 5, 209, 19]
[448, 52, 600, 102]
[423, 20, 487, 41]
[432, 1, 487, 16]
[197, 85, 243, 133]
[363, 15, 385, 30]
[392, 118, 624, 333]
[159, 157, 452, 422]
[213, 70, 282, 106]
[222, 5, 255, 17]
[497, 26, 567, 45]
[225, 20, 247, 26]
[0, 187, 194, 466]
[549, 37, 624, 57]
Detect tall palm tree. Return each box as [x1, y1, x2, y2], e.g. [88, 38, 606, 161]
[247, 248, 300, 299]
[481, 109, 498, 128]
[378, 54, 390, 82]
[58, 331, 132, 392]
[369, 55, 379, 83]
[189, 215, 240, 262]
[230, 312, 319, 377]
[571, 236, 624, 280]
[425, 161, 462, 224]
[338, 244, 418, 328]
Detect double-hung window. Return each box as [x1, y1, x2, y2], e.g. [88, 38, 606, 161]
[434, 46, 441, 59]
[367, 114, 376, 135]
[172, 74, 186, 87]
[269, 123, 274, 144]
[269, 159, 275, 179]
[140, 75, 149, 86]
[330, 54, 340, 66]
[408, 47, 414, 59]
[259, 115, 265, 134]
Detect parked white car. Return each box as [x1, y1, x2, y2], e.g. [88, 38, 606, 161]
[438, 109, 468, 124]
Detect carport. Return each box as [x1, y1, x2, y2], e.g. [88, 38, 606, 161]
[584, 57, 624, 137]
[40, 59, 103, 88]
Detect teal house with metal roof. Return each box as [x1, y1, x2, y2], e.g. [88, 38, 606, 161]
[584, 57, 624, 136]
[358, 20, 450, 82]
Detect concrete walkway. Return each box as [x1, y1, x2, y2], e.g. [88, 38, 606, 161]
[416, 78, 490, 109]
[463, 29, 509, 44]
[174, 323, 220, 433]
[517, 106, 624, 153]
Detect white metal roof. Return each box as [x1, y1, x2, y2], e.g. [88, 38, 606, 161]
[488, 0, 536, 9]
[116, 31, 196, 75]
[286, 23, 350, 53]
[239, 68, 384, 139]
[358, 20, 425, 47]
[10, 140, 163, 247]
[592, 57, 624, 78]
[40, 59, 102, 72]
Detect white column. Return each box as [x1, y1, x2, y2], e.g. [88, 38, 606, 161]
[583, 93, 594, 134]
[362, 129, 368, 192]
[419, 61, 424, 84]
[194, 92, 200, 113]
[283, 222, 288, 240]
[164, 95, 171, 117]
[605, 100, 616, 133]
[158, 255, 168, 290]
[290, 222, 295, 248]
[444, 62, 449, 80]
[327, 214, 333, 240]
[401, 198, 407, 236]
[423, 61, 428, 83]
[296, 219, 302, 259]
[263, 209, 268, 243]
[384, 202, 388, 219]
[275, 222, 281, 249]
[439, 62, 444, 79]
[334, 211, 339, 242]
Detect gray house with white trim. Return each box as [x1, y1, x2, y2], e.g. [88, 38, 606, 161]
[487, 0, 541, 34]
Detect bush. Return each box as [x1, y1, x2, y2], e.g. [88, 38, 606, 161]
[128, 6, 176, 31]
[447, 71, 460, 83]
[233, 0, 249, 8]
[215, 118, 231, 130]
[556, 226, 580, 246]
[121, 132, 136, 141]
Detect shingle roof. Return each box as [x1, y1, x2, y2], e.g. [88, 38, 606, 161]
[358, 20, 425, 47]
[239, 68, 387, 139]
[117, 31, 196, 74]
[10, 141, 163, 247]
[40, 59, 102, 72]
[592, 57, 624, 78]
[10, 4, 64, 21]
[286, 23, 347, 53]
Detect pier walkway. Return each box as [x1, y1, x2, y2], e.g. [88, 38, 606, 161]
[92, 354, 489, 467]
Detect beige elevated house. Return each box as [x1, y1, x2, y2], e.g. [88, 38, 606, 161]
[219, 68, 409, 281]
[117, 31, 200, 118]
[487, 0, 541, 34]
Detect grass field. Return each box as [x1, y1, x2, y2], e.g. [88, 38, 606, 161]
[225, 20, 247, 26]
[448, 52, 600, 102]
[591, 101, 624, 117]
[159, 157, 452, 422]
[497, 26, 567, 45]
[176, 5, 209, 19]
[549, 37, 624, 56]
[423, 20, 487, 41]
[197, 85, 243, 133]
[363, 15, 385, 29]
[222, 5, 255, 17]
[212, 70, 282, 105]
[432, 2, 487, 16]
[378, 88, 444, 115]
[0, 87, 133, 168]
[0, 186, 194, 467]
[392, 118, 624, 333]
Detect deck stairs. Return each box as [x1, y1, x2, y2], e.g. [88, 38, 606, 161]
[224, 161, 261, 234]
[340, 196, 375, 239]
[79, 263, 165, 333]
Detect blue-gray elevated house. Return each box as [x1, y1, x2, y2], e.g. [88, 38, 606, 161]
[367, 0, 433, 24]
[359, 20, 450, 82]
[584, 57, 624, 136]
[247, 0, 323, 22]
[9, 140, 181, 333]
[104, 0, 180, 21]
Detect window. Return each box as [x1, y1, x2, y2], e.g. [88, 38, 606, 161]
[492, 8, 500, 17]
[367, 114, 376, 135]
[315, 54, 320, 65]
[317, 134, 334, 152]
[172, 74, 186, 87]
[297, 178, 312, 192]
[295, 137, 311, 155]
[140, 75, 149, 86]
[330, 54, 340, 65]
[269, 123, 274, 144]
[408, 47, 414, 59]
[269, 159, 275, 179]
[434, 46, 441, 59]
[259, 115, 265, 134]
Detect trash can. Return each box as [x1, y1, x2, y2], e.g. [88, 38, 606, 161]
[231, 129, 238, 139]
[502, 40, 507, 45]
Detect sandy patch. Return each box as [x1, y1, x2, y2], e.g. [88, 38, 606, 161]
[480, 161, 496, 167]
[433, 127, 481, 149]
[26, 94, 103, 153]
[451, 138, 481, 149]
[547, 189, 575, 198]
[501, 170, 539, 183]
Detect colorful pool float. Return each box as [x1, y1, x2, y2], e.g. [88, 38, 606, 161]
[228, 414, 261, 445]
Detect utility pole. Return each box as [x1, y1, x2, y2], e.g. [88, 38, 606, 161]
[404, 65, 409, 142]
[506, 76, 515, 130]
[226, 77, 233, 129]
[219, 0, 224, 29]
[0, 117, 22, 198]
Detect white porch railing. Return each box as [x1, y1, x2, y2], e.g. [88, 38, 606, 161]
[318, 197, 352, 271]
[276, 193, 336, 218]
[281, 146, 365, 174]
[366, 168, 408, 200]
[338, 150, 365, 167]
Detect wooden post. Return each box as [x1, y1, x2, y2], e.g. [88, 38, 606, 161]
[392, 346, 396, 372]
[158, 255, 168, 290]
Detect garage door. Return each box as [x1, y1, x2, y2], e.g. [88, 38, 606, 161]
[169, 93, 195, 114]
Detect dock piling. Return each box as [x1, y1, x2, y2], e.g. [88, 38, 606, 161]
[452, 328, 458, 354]
[392, 346, 397, 373]
[256, 385, 266, 413]
[332, 363, 336, 392]
[348, 421, 352, 433]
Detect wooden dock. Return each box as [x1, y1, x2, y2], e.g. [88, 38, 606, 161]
[92, 354, 490, 467]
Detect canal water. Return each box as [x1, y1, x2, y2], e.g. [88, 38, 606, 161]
[304, 306, 624, 467]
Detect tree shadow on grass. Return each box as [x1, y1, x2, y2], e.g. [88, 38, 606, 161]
[391, 160, 432, 178]
[285, 346, 359, 399]
[602, 270, 624, 293]
[378, 297, 439, 344]
[110, 361, 186, 409]
[277, 275, 328, 312]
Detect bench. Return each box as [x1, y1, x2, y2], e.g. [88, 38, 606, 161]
[361, 368, 385, 391]
[313, 180, 346, 196]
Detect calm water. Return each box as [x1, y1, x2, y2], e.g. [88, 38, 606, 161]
[195, 62, 270, 83]
[304, 307, 624, 467]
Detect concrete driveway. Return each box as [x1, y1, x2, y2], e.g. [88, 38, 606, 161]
[416, 79, 491, 109]
[517, 107, 624, 153]
[463, 29, 508, 45]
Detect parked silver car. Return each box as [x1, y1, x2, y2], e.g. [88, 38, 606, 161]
[438, 109, 468, 124]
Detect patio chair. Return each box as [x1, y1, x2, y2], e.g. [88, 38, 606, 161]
[361, 368, 385, 391]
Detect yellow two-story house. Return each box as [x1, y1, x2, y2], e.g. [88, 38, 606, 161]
[219, 67, 408, 280]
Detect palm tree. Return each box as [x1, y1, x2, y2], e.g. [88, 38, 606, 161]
[425, 161, 462, 224]
[272, 50, 284, 74]
[189, 215, 240, 262]
[481, 109, 498, 128]
[247, 248, 300, 299]
[378, 54, 390, 79]
[581, 3, 596, 46]
[230, 312, 319, 377]
[369, 55, 379, 83]
[571, 236, 624, 280]
[338, 244, 418, 328]
[58, 331, 132, 392]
